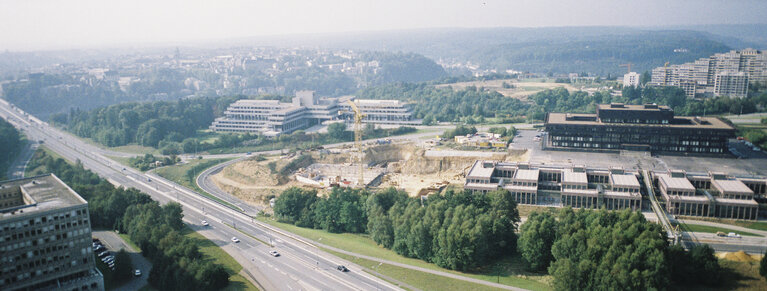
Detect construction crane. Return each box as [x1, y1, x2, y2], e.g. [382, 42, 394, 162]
[619, 63, 632, 74]
[346, 100, 366, 187]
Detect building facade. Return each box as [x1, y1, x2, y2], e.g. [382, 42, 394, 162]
[210, 91, 418, 136]
[464, 161, 642, 211]
[545, 103, 736, 154]
[0, 174, 104, 291]
[650, 48, 765, 98]
[622, 72, 640, 87]
[651, 170, 761, 220]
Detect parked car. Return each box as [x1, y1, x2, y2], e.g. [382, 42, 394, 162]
[336, 265, 348, 272]
[231, 237, 240, 243]
[269, 250, 280, 257]
[201, 220, 209, 226]
[135, 269, 142, 277]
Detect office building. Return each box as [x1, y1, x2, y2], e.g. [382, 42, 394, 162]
[622, 72, 640, 87]
[651, 48, 765, 98]
[544, 103, 736, 154]
[651, 170, 761, 220]
[210, 91, 418, 136]
[464, 161, 642, 210]
[0, 174, 104, 291]
[339, 99, 419, 125]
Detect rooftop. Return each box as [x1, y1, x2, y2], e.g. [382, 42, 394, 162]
[597, 103, 671, 111]
[712, 179, 754, 194]
[466, 161, 495, 179]
[1, 174, 86, 218]
[562, 171, 587, 185]
[610, 173, 640, 188]
[658, 174, 696, 191]
[514, 169, 540, 181]
[546, 112, 735, 130]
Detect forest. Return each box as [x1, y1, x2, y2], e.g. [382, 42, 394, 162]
[0, 118, 23, 180]
[273, 187, 520, 271]
[26, 151, 230, 290]
[518, 209, 725, 290]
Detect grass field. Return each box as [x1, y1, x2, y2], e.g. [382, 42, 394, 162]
[152, 158, 239, 210]
[677, 223, 761, 237]
[181, 228, 258, 291]
[678, 217, 767, 232]
[258, 218, 551, 290]
[681, 259, 767, 291]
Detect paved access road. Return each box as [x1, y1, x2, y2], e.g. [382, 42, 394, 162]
[91, 231, 152, 291]
[0, 99, 401, 291]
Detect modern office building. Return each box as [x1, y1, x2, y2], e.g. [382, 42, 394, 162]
[650, 48, 765, 98]
[464, 161, 642, 210]
[210, 91, 418, 136]
[651, 170, 761, 220]
[338, 99, 419, 125]
[544, 103, 736, 154]
[0, 174, 104, 291]
[622, 72, 640, 87]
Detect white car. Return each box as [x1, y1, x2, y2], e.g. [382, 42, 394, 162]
[269, 250, 280, 257]
[231, 237, 240, 243]
[201, 220, 209, 226]
[135, 269, 142, 276]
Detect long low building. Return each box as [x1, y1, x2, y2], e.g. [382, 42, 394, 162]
[210, 91, 419, 136]
[464, 161, 642, 211]
[463, 160, 766, 220]
[545, 103, 736, 154]
[651, 170, 761, 220]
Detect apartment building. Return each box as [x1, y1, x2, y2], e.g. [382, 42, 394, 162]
[622, 72, 640, 87]
[0, 174, 104, 291]
[650, 48, 765, 98]
[338, 99, 419, 125]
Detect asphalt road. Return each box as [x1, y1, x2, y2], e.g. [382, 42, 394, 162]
[0, 99, 401, 291]
[92, 231, 152, 291]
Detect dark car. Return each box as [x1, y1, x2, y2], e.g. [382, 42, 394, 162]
[337, 265, 348, 272]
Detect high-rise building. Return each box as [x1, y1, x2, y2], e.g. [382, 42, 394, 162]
[0, 174, 104, 291]
[650, 48, 766, 98]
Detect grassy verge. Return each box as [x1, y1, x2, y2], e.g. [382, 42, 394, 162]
[107, 155, 136, 170]
[152, 158, 240, 210]
[258, 218, 551, 290]
[681, 259, 767, 291]
[118, 233, 143, 252]
[25, 146, 69, 176]
[677, 223, 761, 237]
[181, 227, 259, 291]
[677, 216, 767, 232]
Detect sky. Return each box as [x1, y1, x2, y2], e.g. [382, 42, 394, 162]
[1, 0, 765, 51]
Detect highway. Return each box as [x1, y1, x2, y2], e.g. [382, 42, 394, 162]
[0, 99, 401, 291]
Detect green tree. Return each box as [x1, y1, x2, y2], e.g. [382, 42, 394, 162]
[327, 122, 347, 140]
[640, 71, 651, 86]
[518, 211, 557, 271]
[113, 249, 134, 282]
[760, 250, 767, 280]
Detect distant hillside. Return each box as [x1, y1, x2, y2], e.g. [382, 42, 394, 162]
[265, 26, 737, 76]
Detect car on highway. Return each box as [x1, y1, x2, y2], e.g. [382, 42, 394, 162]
[269, 250, 280, 257]
[135, 269, 142, 277]
[201, 220, 209, 226]
[231, 237, 240, 243]
[337, 265, 348, 272]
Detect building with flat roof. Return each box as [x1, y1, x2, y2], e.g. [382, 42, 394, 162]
[650, 48, 764, 98]
[651, 170, 760, 220]
[623, 72, 640, 88]
[544, 103, 736, 154]
[0, 174, 104, 291]
[464, 161, 641, 210]
[338, 98, 419, 125]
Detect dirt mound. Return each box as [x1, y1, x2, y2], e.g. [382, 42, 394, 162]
[722, 251, 758, 262]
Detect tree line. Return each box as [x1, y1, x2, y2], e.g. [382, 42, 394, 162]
[26, 151, 230, 290]
[274, 187, 520, 271]
[0, 118, 23, 180]
[518, 209, 724, 290]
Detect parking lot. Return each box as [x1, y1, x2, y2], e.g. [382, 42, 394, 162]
[92, 231, 152, 291]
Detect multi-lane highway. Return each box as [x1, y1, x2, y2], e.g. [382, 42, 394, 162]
[0, 99, 401, 291]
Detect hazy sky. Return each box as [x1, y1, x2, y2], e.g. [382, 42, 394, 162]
[1, 0, 765, 51]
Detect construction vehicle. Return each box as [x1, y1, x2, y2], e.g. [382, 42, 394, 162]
[346, 100, 366, 187]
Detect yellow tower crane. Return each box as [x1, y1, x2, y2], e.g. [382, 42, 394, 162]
[619, 63, 632, 74]
[346, 100, 366, 187]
